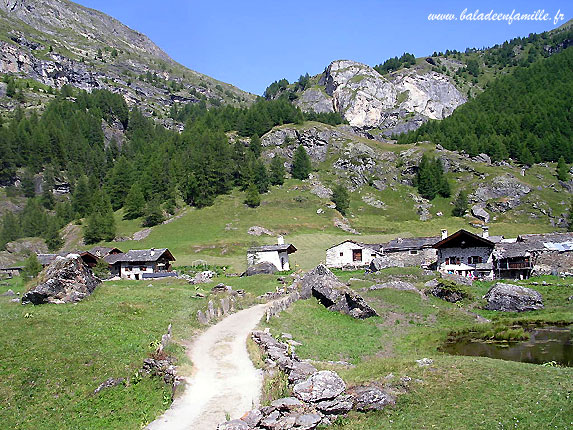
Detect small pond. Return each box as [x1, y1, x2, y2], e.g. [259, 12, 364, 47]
[443, 326, 573, 367]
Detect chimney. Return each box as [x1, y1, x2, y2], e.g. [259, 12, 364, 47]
[150, 247, 155, 256]
[482, 226, 489, 239]
[441, 229, 448, 240]
[277, 235, 284, 245]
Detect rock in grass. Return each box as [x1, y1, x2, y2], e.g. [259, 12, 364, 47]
[217, 419, 249, 430]
[483, 283, 543, 312]
[242, 262, 278, 277]
[293, 370, 346, 402]
[21, 254, 100, 305]
[350, 386, 395, 411]
[428, 279, 472, 303]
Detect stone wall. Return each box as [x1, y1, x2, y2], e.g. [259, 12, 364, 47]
[533, 251, 573, 275]
[385, 248, 437, 268]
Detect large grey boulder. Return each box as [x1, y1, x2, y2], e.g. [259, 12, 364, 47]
[484, 283, 544, 312]
[217, 420, 249, 430]
[298, 265, 378, 319]
[242, 262, 278, 277]
[21, 254, 100, 305]
[293, 370, 346, 402]
[471, 205, 490, 223]
[350, 386, 395, 411]
[369, 256, 404, 271]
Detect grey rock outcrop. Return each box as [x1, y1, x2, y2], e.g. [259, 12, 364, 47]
[21, 254, 100, 305]
[369, 257, 404, 271]
[471, 205, 490, 223]
[317, 60, 466, 132]
[294, 88, 334, 114]
[297, 265, 378, 319]
[472, 174, 531, 210]
[483, 283, 544, 312]
[243, 262, 278, 276]
[350, 386, 395, 411]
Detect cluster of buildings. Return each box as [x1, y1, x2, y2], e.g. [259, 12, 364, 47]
[326, 227, 573, 280]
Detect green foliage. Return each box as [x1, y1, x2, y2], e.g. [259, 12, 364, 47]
[21, 169, 36, 198]
[465, 58, 480, 77]
[253, 160, 269, 193]
[92, 258, 111, 279]
[398, 48, 573, 164]
[556, 156, 569, 181]
[0, 212, 21, 250]
[123, 183, 145, 220]
[72, 176, 92, 217]
[568, 199, 573, 232]
[264, 78, 289, 99]
[22, 253, 42, 279]
[43, 217, 63, 251]
[142, 199, 164, 227]
[269, 156, 286, 186]
[332, 184, 350, 215]
[249, 134, 262, 158]
[452, 190, 468, 217]
[415, 154, 450, 200]
[291, 145, 312, 180]
[83, 190, 116, 244]
[374, 52, 416, 75]
[244, 183, 261, 207]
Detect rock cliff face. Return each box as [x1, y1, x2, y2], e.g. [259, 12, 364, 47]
[298, 60, 466, 135]
[0, 0, 254, 115]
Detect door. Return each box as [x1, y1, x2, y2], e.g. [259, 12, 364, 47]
[352, 249, 362, 262]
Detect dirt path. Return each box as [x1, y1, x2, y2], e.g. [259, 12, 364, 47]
[147, 303, 269, 430]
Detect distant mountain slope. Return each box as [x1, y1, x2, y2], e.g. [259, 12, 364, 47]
[398, 46, 573, 164]
[0, 0, 255, 118]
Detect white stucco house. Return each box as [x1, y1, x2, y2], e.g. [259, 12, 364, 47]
[325, 240, 383, 269]
[247, 237, 297, 271]
[104, 248, 176, 280]
[434, 229, 496, 279]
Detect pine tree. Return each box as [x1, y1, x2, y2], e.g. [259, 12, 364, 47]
[43, 217, 63, 251]
[244, 183, 260, 207]
[249, 134, 262, 158]
[142, 199, 164, 227]
[568, 199, 573, 232]
[291, 145, 311, 180]
[254, 160, 269, 193]
[22, 253, 42, 279]
[41, 186, 55, 210]
[556, 156, 569, 182]
[72, 176, 91, 217]
[123, 183, 145, 219]
[83, 213, 101, 245]
[21, 169, 36, 198]
[270, 156, 286, 186]
[332, 184, 350, 215]
[0, 212, 21, 250]
[452, 191, 468, 217]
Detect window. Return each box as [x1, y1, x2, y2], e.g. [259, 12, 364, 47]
[468, 256, 483, 264]
[352, 249, 362, 262]
[340, 252, 344, 257]
[140, 266, 147, 271]
[409, 250, 418, 255]
[125, 266, 131, 271]
[371, 254, 377, 257]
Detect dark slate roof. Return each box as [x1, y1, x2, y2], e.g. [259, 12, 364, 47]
[247, 244, 297, 254]
[383, 236, 440, 251]
[518, 232, 573, 244]
[105, 248, 175, 264]
[493, 242, 536, 259]
[37, 254, 58, 266]
[433, 229, 495, 249]
[89, 246, 122, 257]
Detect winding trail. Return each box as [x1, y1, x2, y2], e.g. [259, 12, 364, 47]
[147, 303, 269, 430]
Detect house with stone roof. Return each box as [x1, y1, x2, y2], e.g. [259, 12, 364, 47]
[325, 240, 383, 269]
[104, 248, 176, 280]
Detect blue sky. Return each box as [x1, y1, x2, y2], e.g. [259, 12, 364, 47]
[75, 0, 568, 95]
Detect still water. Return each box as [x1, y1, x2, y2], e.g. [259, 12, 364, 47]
[443, 326, 573, 366]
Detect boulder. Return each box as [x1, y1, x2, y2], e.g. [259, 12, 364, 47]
[21, 254, 100, 305]
[471, 205, 490, 223]
[369, 256, 404, 271]
[298, 265, 378, 319]
[191, 270, 216, 284]
[315, 394, 354, 414]
[271, 397, 304, 411]
[427, 280, 472, 303]
[293, 370, 346, 403]
[240, 409, 263, 428]
[483, 283, 544, 312]
[350, 386, 395, 411]
[294, 413, 322, 430]
[288, 361, 318, 384]
[242, 262, 278, 277]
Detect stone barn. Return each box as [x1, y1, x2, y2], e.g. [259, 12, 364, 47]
[247, 236, 297, 271]
[381, 236, 440, 268]
[326, 240, 383, 269]
[434, 229, 496, 280]
[104, 248, 176, 280]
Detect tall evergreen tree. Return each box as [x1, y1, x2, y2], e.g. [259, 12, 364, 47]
[270, 156, 286, 186]
[452, 191, 468, 217]
[123, 183, 145, 219]
[254, 160, 269, 193]
[249, 134, 262, 158]
[556, 156, 569, 182]
[291, 145, 311, 180]
[332, 184, 350, 215]
[0, 212, 21, 250]
[21, 169, 36, 198]
[43, 217, 63, 251]
[142, 198, 164, 227]
[244, 183, 260, 207]
[72, 175, 91, 217]
[22, 253, 42, 279]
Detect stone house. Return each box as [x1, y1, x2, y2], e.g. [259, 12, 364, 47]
[89, 246, 123, 258]
[508, 232, 573, 276]
[325, 240, 383, 269]
[104, 248, 176, 280]
[247, 237, 297, 271]
[381, 236, 440, 268]
[434, 229, 496, 279]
